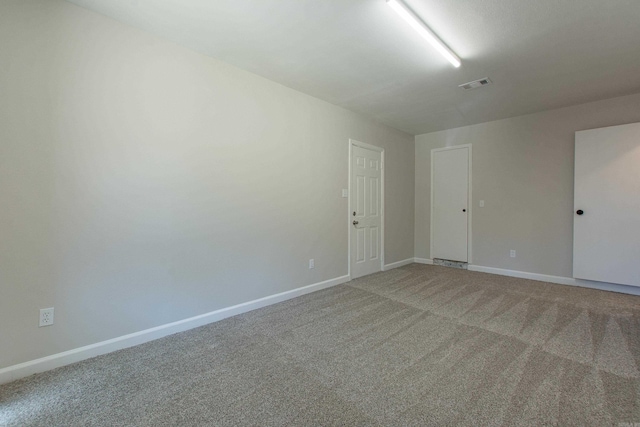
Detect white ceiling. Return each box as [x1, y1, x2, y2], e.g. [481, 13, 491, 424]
[66, 0, 640, 135]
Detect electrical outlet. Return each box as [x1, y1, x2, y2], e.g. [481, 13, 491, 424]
[309, 259, 315, 269]
[510, 250, 516, 258]
[39, 307, 54, 327]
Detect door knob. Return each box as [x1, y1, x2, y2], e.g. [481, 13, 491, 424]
[463, 209, 466, 212]
[576, 210, 584, 215]
[353, 220, 359, 225]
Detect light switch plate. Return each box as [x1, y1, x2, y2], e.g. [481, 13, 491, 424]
[479, 200, 485, 207]
[342, 189, 348, 198]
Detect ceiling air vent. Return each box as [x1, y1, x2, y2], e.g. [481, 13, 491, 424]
[459, 78, 492, 90]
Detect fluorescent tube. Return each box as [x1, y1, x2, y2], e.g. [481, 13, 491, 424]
[386, 0, 461, 68]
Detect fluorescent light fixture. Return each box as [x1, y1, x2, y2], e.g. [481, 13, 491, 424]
[386, 0, 461, 68]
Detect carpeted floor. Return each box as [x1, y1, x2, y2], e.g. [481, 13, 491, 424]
[2, 263, 640, 426]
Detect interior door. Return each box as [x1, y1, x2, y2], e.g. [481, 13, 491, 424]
[574, 122, 640, 286]
[350, 144, 382, 279]
[431, 146, 469, 262]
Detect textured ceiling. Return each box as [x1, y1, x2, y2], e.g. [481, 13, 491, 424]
[66, 0, 640, 135]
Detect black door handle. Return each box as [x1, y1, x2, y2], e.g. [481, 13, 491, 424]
[576, 210, 584, 215]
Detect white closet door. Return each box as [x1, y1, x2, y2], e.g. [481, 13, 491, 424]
[431, 146, 469, 262]
[574, 122, 640, 286]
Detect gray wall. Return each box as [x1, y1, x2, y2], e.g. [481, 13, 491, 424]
[0, 0, 415, 369]
[415, 93, 640, 277]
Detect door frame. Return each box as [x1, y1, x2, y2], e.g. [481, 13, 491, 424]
[348, 139, 385, 279]
[430, 144, 472, 263]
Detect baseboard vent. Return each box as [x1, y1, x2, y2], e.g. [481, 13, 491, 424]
[433, 258, 468, 269]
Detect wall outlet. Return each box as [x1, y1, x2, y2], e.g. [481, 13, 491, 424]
[510, 250, 516, 258]
[39, 307, 54, 327]
[309, 259, 315, 269]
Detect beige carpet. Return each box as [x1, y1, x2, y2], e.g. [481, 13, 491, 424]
[2, 263, 640, 426]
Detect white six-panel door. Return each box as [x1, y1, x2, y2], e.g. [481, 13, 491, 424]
[431, 146, 470, 262]
[574, 123, 640, 286]
[350, 143, 383, 279]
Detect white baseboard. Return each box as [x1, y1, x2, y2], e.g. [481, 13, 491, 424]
[468, 264, 640, 296]
[0, 274, 350, 385]
[467, 265, 575, 285]
[383, 258, 414, 271]
[413, 258, 433, 265]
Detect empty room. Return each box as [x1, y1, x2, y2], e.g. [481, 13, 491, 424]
[1, 0, 640, 425]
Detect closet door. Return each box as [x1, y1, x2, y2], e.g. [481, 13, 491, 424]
[431, 145, 470, 262]
[573, 122, 640, 286]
